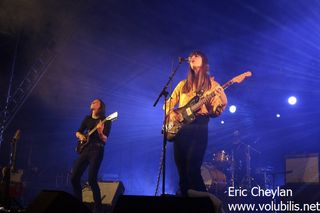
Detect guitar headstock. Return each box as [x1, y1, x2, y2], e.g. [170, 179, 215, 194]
[231, 71, 252, 84]
[106, 112, 118, 121]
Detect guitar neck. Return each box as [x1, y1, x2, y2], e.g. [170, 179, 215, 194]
[88, 117, 109, 136]
[190, 80, 233, 113]
[87, 111, 119, 136]
[11, 142, 17, 171]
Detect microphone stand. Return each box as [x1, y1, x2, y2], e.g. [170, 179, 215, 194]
[153, 58, 184, 195]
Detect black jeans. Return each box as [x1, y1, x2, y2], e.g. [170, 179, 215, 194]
[173, 116, 209, 196]
[71, 143, 104, 208]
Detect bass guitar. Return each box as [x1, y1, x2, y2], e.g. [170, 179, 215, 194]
[76, 112, 118, 154]
[164, 71, 252, 141]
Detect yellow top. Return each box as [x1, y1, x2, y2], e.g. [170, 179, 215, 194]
[164, 77, 227, 116]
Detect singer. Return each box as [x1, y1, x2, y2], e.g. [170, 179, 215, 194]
[164, 51, 228, 196]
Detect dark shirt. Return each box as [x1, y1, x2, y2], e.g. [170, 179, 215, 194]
[77, 115, 112, 144]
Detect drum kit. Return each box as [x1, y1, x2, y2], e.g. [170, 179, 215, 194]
[201, 145, 273, 196]
[201, 150, 231, 195]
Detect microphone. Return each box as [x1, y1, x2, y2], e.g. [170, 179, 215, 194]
[178, 57, 189, 63]
[13, 129, 21, 142]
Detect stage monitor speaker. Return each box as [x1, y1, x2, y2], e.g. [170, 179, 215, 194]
[82, 181, 124, 206]
[113, 195, 216, 213]
[285, 153, 319, 184]
[26, 190, 91, 213]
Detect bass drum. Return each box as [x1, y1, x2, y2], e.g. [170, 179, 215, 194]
[201, 162, 227, 194]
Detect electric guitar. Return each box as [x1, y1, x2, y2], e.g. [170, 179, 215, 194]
[164, 71, 252, 141]
[75, 112, 118, 154]
[1, 129, 24, 199]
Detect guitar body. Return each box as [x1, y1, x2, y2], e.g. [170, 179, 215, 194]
[165, 96, 199, 141]
[1, 167, 24, 199]
[75, 137, 89, 154]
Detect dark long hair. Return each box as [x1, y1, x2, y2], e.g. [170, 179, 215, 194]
[94, 98, 106, 117]
[182, 51, 212, 93]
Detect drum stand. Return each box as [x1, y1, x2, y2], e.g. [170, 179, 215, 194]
[244, 144, 252, 189]
[231, 142, 261, 189]
[230, 150, 235, 188]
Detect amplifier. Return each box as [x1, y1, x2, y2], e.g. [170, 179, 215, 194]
[285, 153, 319, 184]
[82, 181, 124, 206]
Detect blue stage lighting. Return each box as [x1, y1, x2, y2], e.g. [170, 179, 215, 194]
[229, 105, 236, 113]
[276, 114, 280, 118]
[221, 120, 225, 124]
[288, 96, 297, 105]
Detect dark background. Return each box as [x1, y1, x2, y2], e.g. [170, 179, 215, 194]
[1, 0, 319, 205]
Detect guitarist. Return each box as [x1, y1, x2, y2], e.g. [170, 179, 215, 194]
[165, 51, 228, 197]
[71, 99, 111, 213]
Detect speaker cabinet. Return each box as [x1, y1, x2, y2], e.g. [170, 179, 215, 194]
[82, 181, 124, 206]
[281, 184, 320, 204]
[27, 190, 91, 213]
[285, 153, 319, 184]
[113, 195, 215, 213]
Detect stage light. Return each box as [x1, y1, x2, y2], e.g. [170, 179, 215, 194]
[276, 114, 280, 118]
[288, 96, 297, 105]
[229, 105, 236, 113]
[221, 120, 225, 124]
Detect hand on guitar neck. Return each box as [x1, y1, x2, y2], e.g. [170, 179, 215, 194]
[96, 120, 107, 142]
